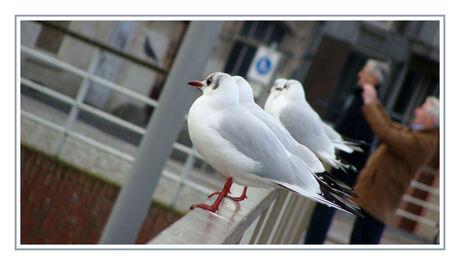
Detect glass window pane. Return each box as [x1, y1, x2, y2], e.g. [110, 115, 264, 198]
[238, 45, 257, 77]
[268, 23, 285, 45]
[253, 22, 269, 42]
[240, 21, 255, 37]
[223, 41, 243, 74]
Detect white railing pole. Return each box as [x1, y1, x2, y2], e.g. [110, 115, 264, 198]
[170, 146, 197, 208]
[55, 49, 100, 156]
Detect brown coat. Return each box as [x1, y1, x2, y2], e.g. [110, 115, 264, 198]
[351, 103, 438, 225]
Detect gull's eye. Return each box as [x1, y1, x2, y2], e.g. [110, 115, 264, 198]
[206, 78, 212, 86]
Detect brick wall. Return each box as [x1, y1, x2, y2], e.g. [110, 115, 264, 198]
[20, 146, 183, 244]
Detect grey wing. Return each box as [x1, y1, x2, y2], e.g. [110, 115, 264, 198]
[278, 103, 331, 154]
[247, 105, 325, 173]
[216, 110, 298, 184]
[322, 122, 342, 142]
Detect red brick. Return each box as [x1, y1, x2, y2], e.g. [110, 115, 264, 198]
[152, 211, 165, 234]
[21, 211, 35, 243]
[58, 227, 69, 244]
[34, 153, 43, 167]
[23, 150, 36, 170]
[41, 207, 56, 236]
[75, 208, 89, 236]
[39, 156, 51, 172]
[33, 187, 47, 214]
[47, 175, 60, 198]
[30, 163, 41, 179]
[27, 181, 39, 203]
[20, 147, 183, 244]
[55, 164, 64, 179]
[43, 171, 54, 186]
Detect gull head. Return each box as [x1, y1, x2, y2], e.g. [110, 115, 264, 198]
[188, 72, 239, 104]
[283, 79, 306, 101]
[264, 78, 287, 110]
[268, 78, 287, 96]
[233, 76, 255, 104]
[274, 78, 287, 91]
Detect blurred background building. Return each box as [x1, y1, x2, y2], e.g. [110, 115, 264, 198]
[20, 19, 440, 244]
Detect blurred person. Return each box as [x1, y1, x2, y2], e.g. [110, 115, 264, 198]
[348, 85, 439, 244]
[304, 59, 389, 244]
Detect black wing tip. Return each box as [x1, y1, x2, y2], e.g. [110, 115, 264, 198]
[341, 135, 370, 146]
[316, 172, 359, 198]
[318, 183, 363, 218]
[336, 158, 358, 173]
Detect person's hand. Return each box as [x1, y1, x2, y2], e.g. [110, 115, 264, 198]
[361, 84, 378, 104]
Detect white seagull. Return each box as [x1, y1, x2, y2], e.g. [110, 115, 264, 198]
[264, 78, 287, 116]
[272, 79, 355, 170]
[267, 79, 363, 155]
[234, 76, 357, 197]
[187, 72, 361, 215]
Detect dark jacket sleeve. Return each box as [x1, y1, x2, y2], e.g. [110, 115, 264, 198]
[361, 102, 428, 159]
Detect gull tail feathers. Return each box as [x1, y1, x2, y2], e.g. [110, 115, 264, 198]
[341, 135, 370, 147]
[316, 184, 364, 217]
[315, 172, 358, 198]
[279, 155, 362, 217]
[278, 181, 363, 217]
[318, 153, 357, 173]
[332, 142, 354, 153]
[333, 141, 364, 153]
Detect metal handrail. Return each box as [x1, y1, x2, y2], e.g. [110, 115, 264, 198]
[21, 75, 202, 159]
[22, 109, 212, 197]
[402, 194, 439, 212]
[35, 21, 169, 75]
[21, 77, 147, 135]
[21, 46, 160, 108]
[410, 180, 439, 195]
[395, 209, 437, 227]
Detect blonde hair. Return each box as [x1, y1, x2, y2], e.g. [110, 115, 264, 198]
[426, 96, 440, 127]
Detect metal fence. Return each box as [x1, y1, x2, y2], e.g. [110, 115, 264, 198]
[20, 24, 214, 209]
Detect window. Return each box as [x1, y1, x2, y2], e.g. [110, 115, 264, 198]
[224, 21, 286, 76]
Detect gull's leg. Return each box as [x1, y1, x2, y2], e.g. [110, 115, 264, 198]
[190, 177, 233, 212]
[208, 174, 232, 197]
[227, 186, 248, 201]
[208, 186, 248, 202]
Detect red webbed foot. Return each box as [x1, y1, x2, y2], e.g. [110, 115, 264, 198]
[189, 177, 234, 212]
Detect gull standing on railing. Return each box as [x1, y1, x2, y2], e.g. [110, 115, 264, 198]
[186, 72, 362, 216]
[266, 79, 359, 171]
[233, 76, 355, 196]
[264, 78, 286, 115]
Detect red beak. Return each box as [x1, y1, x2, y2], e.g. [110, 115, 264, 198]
[275, 87, 283, 91]
[188, 81, 203, 88]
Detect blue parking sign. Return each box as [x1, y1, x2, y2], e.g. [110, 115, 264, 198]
[256, 57, 272, 75]
[248, 46, 282, 86]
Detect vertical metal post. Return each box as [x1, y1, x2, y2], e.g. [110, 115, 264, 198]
[55, 49, 100, 156]
[170, 147, 197, 208]
[99, 21, 224, 244]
